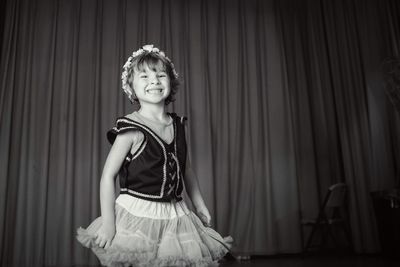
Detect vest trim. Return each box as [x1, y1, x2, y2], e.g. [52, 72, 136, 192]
[131, 139, 147, 161]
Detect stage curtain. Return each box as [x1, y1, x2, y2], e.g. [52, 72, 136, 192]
[0, 0, 399, 266]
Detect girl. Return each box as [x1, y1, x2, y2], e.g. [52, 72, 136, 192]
[77, 44, 232, 267]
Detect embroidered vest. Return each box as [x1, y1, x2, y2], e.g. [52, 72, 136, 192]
[107, 113, 187, 202]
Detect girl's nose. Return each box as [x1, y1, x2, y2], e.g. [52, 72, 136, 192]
[150, 75, 161, 84]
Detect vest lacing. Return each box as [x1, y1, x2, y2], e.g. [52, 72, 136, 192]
[167, 152, 182, 197]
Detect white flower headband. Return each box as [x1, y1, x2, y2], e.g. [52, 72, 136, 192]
[121, 44, 178, 102]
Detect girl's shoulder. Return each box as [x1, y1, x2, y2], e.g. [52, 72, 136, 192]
[167, 112, 187, 125]
[123, 112, 139, 122]
[124, 111, 187, 125]
[107, 115, 145, 145]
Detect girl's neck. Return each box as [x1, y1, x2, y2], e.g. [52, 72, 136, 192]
[137, 103, 168, 122]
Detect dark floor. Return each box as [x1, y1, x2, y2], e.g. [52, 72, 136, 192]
[219, 254, 400, 267]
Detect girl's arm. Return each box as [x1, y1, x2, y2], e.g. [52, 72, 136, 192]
[184, 154, 212, 227]
[95, 131, 135, 249]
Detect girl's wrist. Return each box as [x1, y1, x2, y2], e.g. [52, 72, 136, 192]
[102, 222, 116, 232]
[193, 200, 207, 212]
[101, 216, 115, 226]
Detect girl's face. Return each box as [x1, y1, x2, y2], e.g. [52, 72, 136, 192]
[131, 62, 171, 105]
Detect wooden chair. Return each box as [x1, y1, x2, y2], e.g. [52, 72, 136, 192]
[301, 183, 352, 252]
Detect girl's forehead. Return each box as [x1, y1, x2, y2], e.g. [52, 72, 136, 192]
[134, 60, 166, 73]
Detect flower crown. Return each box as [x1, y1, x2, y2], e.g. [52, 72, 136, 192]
[121, 44, 178, 102]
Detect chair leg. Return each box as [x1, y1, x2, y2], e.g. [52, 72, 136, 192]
[305, 224, 319, 252]
[321, 225, 328, 249]
[327, 225, 340, 247]
[342, 223, 353, 251]
[326, 223, 353, 252]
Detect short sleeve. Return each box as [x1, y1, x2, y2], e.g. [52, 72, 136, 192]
[181, 116, 187, 126]
[106, 117, 142, 145]
[169, 112, 187, 127]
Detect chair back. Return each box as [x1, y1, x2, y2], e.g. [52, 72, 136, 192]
[302, 182, 352, 251]
[326, 183, 347, 208]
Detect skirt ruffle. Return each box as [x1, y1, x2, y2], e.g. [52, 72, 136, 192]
[77, 195, 232, 267]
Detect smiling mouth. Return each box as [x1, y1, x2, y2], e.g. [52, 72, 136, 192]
[146, 88, 164, 94]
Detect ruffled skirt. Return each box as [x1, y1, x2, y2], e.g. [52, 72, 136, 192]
[76, 194, 232, 267]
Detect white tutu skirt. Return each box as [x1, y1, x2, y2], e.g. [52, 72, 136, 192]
[77, 195, 232, 267]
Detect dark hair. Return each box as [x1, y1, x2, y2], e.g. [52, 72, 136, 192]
[127, 52, 180, 105]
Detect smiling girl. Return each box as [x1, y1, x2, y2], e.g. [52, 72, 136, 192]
[77, 45, 232, 267]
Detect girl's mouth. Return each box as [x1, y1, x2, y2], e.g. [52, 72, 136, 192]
[146, 88, 164, 94]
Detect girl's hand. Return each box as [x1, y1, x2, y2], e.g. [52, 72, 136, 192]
[196, 206, 212, 227]
[94, 223, 116, 249]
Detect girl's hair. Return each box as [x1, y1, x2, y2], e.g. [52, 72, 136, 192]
[121, 45, 179, 105]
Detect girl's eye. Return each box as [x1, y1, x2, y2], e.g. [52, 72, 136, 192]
[139, 75, 148, 78]
[158, 74, 167, 78]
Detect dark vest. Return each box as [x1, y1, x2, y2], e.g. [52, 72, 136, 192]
[107, 113, 187, 202]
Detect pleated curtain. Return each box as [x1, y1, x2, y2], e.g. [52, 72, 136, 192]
[0, 0, 399, 266]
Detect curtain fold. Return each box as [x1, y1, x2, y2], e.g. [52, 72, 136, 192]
[277, 0, 400, 252]
[1, 0, 399, 266]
